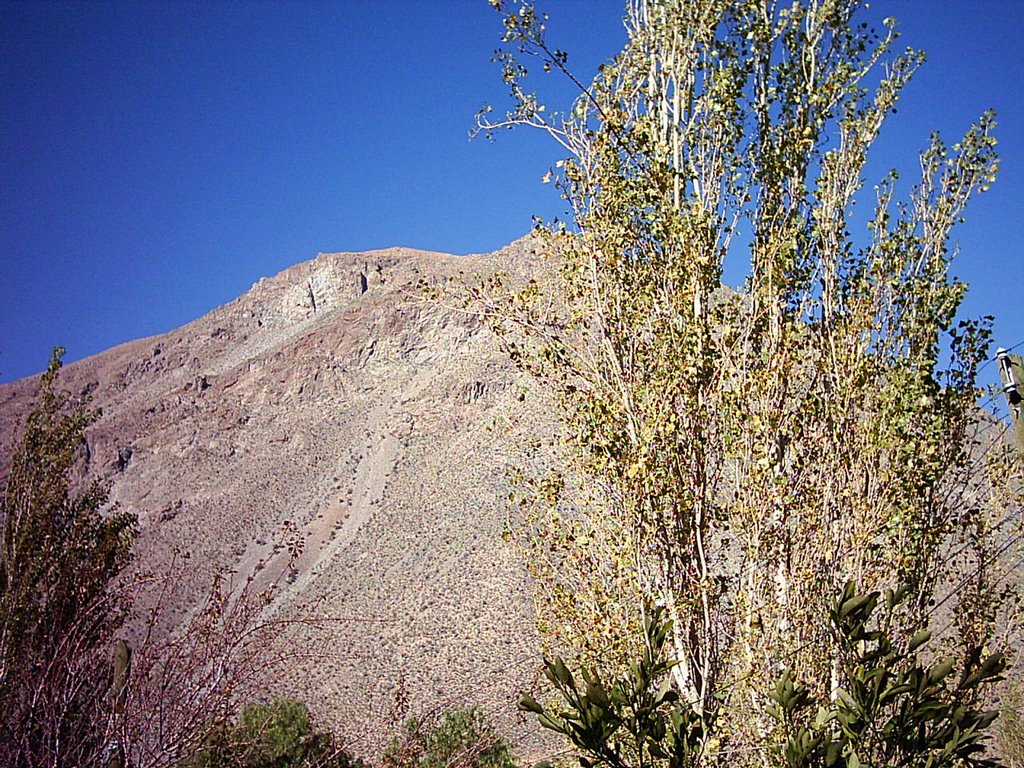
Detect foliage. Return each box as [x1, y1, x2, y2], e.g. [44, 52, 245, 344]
[994, 675, 1024, 768]
[474, 0, 1022, 757]
[771, 582, 1005, 768]
[520, 604, 705, 768]
[521, 583, 1006, 768]
[184, 698, 359, 768]
[0, 347, 137, 768]
[383, 706, 516, 768]
[0, 349, 326, 768]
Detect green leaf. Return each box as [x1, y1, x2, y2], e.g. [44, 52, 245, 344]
[839, 594, 871, 620]
[538, 713, 564, 733]
[553, 658, 574, 687]
[813, 707, 834, 729]
[908, 629, 932, 652]
[979, 652, 1006, 679]
[519, 695, 544, 715]
[648, 742, 669, 759]
[585, 680, 610, 708]
[929, 658, 955, 684]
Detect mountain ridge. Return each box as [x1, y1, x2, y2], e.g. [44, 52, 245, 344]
[0, 235, 555, 756]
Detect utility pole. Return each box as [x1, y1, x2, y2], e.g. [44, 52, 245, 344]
[996, 347, 1024, 459]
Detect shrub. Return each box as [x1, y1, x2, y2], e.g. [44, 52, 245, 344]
[384, 706, 515, 768]
[186, 698, 360, 768]
[520, 583, 1007, 768]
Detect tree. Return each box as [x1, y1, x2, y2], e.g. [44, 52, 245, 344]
[0, 347, 136, 767]
[474, 0, 1022, 760]
[520, 583, 1007, 768]
[0, 350, 334, 768]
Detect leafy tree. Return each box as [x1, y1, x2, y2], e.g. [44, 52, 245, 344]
[0, 349, 341, 768]
[521, 583, 1006, 768]
[0, 347, 137, 767]
[474, 0, 1022, 759]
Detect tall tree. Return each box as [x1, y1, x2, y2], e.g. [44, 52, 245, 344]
[0, 348, 136, 767]
[476, 0, 1022, 757]
[0, 351, 343, 768]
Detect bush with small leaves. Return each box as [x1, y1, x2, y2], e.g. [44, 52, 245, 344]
[184, 698, 361, 768]
[384, 707, 515, 768]
[521, 583, 1007, 768]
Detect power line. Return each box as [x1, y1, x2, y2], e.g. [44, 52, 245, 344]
[1000, 340, 1024, 356]
[979, 338, 1024, 376]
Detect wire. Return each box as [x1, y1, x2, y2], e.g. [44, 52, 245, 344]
[656, 502, 1024, 715]
[979, 338, 1024, 378]
[927, 527, 1024, 625]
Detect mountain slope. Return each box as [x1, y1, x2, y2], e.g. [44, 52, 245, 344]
[0, 236, 554, 755]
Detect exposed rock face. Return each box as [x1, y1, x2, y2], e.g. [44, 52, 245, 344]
[0, 237, 555, 756]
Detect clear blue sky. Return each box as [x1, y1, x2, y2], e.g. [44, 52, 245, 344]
[2, 2, 1022, 400]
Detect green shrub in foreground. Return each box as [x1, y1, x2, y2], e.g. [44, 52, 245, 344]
[187, 698, 361, 768]
[520, 583, 1007, 768]
[384, 706, 515, 768]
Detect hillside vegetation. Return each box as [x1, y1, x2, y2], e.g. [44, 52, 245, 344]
[2, 0, 1023, 766]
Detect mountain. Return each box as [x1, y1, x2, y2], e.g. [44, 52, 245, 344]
[7, 235, 1016, 761]
[0, 236, 555, 757]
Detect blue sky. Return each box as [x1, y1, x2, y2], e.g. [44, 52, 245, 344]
[1, 2, 1022, 401]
